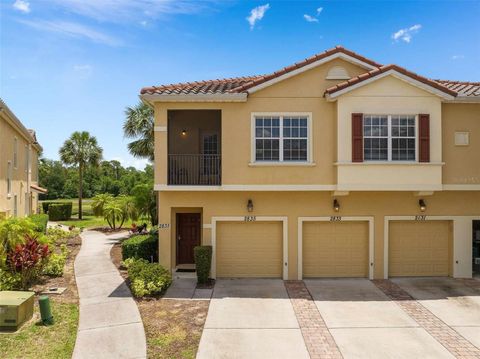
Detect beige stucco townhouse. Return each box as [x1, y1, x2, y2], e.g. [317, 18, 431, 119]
[0, 99, 46, 219]
[141, 46, 480, 281]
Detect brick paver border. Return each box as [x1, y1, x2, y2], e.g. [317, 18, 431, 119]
[373, 279, 480, 359]
[285, 281, 343, 359]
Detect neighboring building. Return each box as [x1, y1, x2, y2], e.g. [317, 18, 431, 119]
[141, 46, 480, 280]
[0, 99, 46, 219]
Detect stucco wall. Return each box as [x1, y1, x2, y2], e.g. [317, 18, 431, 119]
[158, 190, 480, 280]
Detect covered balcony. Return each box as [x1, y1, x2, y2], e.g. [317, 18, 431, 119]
[168, 110, 221, 186]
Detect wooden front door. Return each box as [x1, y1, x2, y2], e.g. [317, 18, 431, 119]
[176, 213, 201, 265]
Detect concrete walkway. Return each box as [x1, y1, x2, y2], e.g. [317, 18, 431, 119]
[72, 230, 147, 359]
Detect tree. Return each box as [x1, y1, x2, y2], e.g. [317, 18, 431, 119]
[59, 132, 103, 219]
[123, 102, 154, 161]
[132, 184, 157, 226]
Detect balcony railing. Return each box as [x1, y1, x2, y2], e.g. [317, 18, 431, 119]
[168, 154, 221, 185]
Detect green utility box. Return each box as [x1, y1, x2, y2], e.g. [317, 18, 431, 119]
[0, 291, 35, 331]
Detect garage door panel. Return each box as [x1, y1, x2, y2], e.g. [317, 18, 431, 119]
[389, 221, 452, 277]
[217, 221, 282, 278]
[303, 221, 369, 278]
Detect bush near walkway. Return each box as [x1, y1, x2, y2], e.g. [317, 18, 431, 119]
[124, 258, 171, 297]
[122, 234, 158, 262]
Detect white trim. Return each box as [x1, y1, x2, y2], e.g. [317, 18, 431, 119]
[335, 161, 445, 166]
[154, 184, 336, 191]
[141, 93, 247, 103]
[445, 97, 480, 103]
[247, 53, 378, 94]
[383, 215, 480, 279]
[249, 162, 316, 167]
[250, 112, 313, 164]
[210, 216, 288, 280]
[443, 184, 480, 190]
[154, 126, 167, 132]
[154, 183, 480, 192]
[298, 216, 375, 280]
[202, 224, 212, 229]
[326, 70, 456, 101]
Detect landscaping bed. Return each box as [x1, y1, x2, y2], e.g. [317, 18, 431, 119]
[110, 241, 210, 359]
[0, 226, 82, 359]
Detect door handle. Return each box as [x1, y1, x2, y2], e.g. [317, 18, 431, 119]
[177, 235, 182, 241]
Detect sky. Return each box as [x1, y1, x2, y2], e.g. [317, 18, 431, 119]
[1, 0, 479, 169]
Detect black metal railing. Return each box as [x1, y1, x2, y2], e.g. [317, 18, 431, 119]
[168, 154, 221, 185]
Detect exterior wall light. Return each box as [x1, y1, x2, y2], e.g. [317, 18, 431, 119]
[181, 129, 187, 136]
[419, 199, 427, 212]
[333, 199, 340, 212]
[247, 199, 254, 212]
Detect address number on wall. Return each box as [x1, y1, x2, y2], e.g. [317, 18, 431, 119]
[158, 224, 170, 229]
[244, 216, 256, 222]
[330, 216, 342, 222]
[415, 215, 426, 221]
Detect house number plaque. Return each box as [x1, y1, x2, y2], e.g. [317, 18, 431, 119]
[158, 224, 170, 229]
[330, 216, 342, 222]
[415, 215, 426, 221]
[244, 216, 256, 222]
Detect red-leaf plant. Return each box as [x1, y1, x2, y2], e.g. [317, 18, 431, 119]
[7, 234, 50, 289]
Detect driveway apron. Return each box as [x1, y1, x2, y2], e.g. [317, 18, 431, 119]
[72, 230, 147, 359]
[305, 279, 454, 359]
[197, 278, 309, 359]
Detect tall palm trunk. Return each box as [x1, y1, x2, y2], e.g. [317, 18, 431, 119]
[78, 163, 83, 220]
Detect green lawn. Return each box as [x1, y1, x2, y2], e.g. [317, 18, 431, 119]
[0, 301, 79, 359]
[59, 215, 140, 230]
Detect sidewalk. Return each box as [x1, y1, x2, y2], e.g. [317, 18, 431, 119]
[72, 230, 146, 359]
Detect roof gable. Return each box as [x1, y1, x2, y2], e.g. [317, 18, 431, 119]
[325, 65, 457, 100]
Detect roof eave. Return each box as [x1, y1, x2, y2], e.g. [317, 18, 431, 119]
[141, 93, 247, 103]
[326, 70, 456, 101]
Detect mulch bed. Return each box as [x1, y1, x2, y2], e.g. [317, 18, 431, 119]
[91, 227, 129, 234]
[31, 235, 82, 304]
[110, 242, 210, 359]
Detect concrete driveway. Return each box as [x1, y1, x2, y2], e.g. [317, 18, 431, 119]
[197, 278, 480, 358]
[393, 277, 480, 349]
[197, 279, 309, 359]
[305, 279, 454, 358]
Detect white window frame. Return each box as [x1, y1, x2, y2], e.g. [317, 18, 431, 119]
[251, 112, 313, 165]
[363, 114, 418, 162]
[7, 161, 12, 196]
[13, 137, 18, 169]
[25, 145, 29, 172]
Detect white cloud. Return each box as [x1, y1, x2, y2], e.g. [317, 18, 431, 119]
[73, 64, 93, 78]
[303, 14, 318, 23]
[317, 7, 323, 15]
[392, 24, 422, 43]
[18, 20, 122, 46]
[140, 20, 148, 27]
[451, 54, 465, 60]
[44, 0, 213, 23]
[246, 3, 270, 30]
[13, 0, 30, 13]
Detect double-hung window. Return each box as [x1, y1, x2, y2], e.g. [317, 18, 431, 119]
[254, 114, 310, 162]
[363, 115, 416, 162]
[7, 161, 12, 195]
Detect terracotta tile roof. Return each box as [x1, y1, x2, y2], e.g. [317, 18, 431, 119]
[140, 76, 263, 95]
[140, 46, 382, 95]
[325, 64, 458, 97]
[434, 80, 480, 97]
[140, 46, 478, 99]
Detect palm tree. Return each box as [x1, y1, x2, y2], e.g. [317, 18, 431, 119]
[59, 132, 103, 219]
[123, 102, 154, 161]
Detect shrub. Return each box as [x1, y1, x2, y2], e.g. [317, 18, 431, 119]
[29, 214, 49, 234]
[0, 217, 35, 266]
[48, 203, 72, 221]
[0, 268, 21, 290]
[7, 235, 50, 289]
[42, 201, 64, 214]
[122, 234, 158, 262]
[194, 246, 212, 284]
[126, 258, 171, 297]
[42, 252, 67, 277]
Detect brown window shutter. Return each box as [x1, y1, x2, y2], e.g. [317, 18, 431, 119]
[352, 113, 363, 162]
[419, 114, 430, 162]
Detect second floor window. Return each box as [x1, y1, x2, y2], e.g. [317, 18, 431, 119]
[254, 114, 310, 162]
[7, 161, 12, 194]
[13, 137, 18, 169]
[364, 115, 416, 161]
